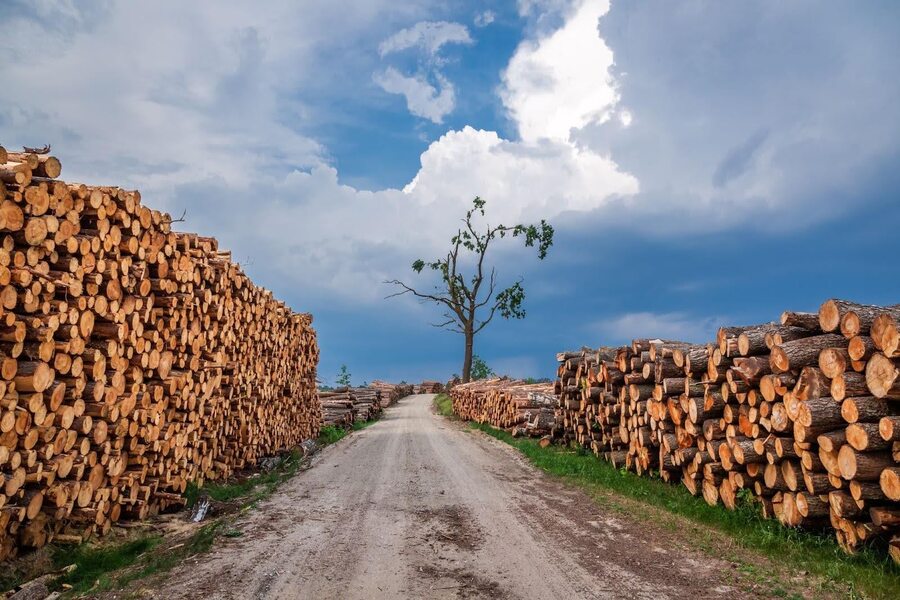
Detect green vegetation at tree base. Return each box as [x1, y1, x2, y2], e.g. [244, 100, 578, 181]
[433, 393, 454, 418]
[469, 354, 494, 380]
[469, 422, 900, 599]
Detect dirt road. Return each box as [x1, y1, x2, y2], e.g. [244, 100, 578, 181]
[145, 395, 749, 599]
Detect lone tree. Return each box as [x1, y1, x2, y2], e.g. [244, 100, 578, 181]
[336, 364, 351, 387]
[387, 197, 553, 383]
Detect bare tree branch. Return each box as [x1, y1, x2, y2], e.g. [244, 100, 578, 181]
[23, 144, 51, 154]
[163, 209, 188, 224]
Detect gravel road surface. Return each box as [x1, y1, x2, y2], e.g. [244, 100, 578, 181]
[145, 394, 748, 599]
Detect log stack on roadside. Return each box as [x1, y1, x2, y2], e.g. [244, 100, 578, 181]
[369, 380, 414, 406]
[318, 386, 383, 427]
[417, 380, 443, 394]
[318, 390, 354, 427]
[0, 148, 319, 562]
[450, 378, 556, 437]
[350, 387, 381, 422]
[553, 299, 900, 562]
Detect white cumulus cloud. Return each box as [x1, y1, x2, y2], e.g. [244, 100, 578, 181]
[501, 0, 617, 143]
[404, 127, 637, 223]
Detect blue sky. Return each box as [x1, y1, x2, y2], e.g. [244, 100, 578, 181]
[2, 1, 899, 385]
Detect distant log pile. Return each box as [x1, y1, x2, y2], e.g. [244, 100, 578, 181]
[319, 390, 354, 428]
[0, 147, 319, 561]
[318, 387, 383, 427]
[416, 380, 443, 394]
[369, 380, 414, 407]
[554, 300, 900, 562]
[451, 378, 556, 438]
[349, 387, 381, 422]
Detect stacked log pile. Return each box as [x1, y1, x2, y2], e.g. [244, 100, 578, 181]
[0, 148, 319, 561]
[318, 387, 382, 427]
[450, 378, 556, 437]
[369, 380, 414, 406]
[350, 387, 381, 422]
[554, 300, 900, 562]
[417, 380, 443, 394]
[318, 390, 354, 428]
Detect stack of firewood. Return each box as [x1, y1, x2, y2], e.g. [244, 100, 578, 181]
[417, 380, 443, 394]
[318, 390, 354, 427]
[318, 387, 383, 426]
[450, 378, 556, 436]
[0, 147, 320, 561]
[350, 387, 381, 422]
[369, 380, 414, 406]
[554, 300, 900, 562]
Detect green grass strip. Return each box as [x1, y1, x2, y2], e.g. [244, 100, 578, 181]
[470, 422, 900, 599]
[433, 393, 454, 418]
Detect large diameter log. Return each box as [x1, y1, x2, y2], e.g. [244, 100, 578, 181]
[840, 304, 900, 339]
[881, 467, 900, 501]
[818, 347, 849, 380]
[819, 299, 894, 334]
[879, 416, 900, 442]
[871, 313, 900, 356]
[736, 323, 777, 356]
[865, 353, 900, 399]
[770, 335, 846, 374]
[847, 336, 876, 362]
[837, 446, 893, 481]
[831, 372, 869, 401]
[841, 396, 894, 424]
[14, 361, 54, 393]
[846, 423, 891, 452]
[796, 397, 843, 429]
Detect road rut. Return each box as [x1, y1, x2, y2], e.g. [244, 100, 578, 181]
[144, 394, 750, 599]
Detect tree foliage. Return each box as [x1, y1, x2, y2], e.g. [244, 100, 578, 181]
[470, 355, 494, 380]
[336, 364, 351, 387]
[387, 197, 553, 382]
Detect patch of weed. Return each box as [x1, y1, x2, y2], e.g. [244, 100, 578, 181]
[51, 535, 162, 595]
[433, 393, 454, 418]
[317, 425, 347, 445]
[352, 419, 376, 431]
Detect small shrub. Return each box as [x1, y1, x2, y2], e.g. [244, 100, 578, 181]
[317, 425, 347, 445]
[433, 393, 454, 417]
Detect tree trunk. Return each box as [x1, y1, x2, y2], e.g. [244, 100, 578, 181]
[462, 325, 474, 383]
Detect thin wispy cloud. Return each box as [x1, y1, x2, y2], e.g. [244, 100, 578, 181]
[474, 11, 496, 28]
[378, 20, 473, 57]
